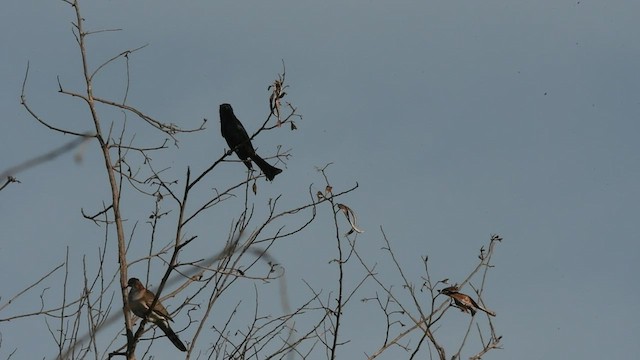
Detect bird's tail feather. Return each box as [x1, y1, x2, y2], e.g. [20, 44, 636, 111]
[478, 306, 496, 317]
[251, 155, 282, 181]
[158, 321, 187, 352]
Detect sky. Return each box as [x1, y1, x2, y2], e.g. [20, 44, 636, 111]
[1, 0, 639, 359]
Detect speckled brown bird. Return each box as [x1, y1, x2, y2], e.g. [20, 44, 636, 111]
[127, 278, 187, 351]
[440, 286, 496, 317]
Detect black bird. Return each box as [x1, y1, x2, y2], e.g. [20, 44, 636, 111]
[219, 103, 282, 181]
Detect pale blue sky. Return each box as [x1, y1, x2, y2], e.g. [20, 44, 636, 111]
[2, 0, 639, 359]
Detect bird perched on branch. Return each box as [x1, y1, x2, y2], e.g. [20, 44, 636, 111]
[127, 278, 187, 352]
[440, 286, 496, 317]
[219, 103, 282, 181]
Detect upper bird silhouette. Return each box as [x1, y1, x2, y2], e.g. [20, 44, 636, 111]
[127, 278, 187, 351]
[219, 103, 282, 181]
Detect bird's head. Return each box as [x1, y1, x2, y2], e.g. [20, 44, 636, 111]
[127, 277, 143, 289]
[439, 286, 459, 295]
[219, 103, 234, 116]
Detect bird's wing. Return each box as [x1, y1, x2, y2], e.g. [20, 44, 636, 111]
[143, 289, 174, 322]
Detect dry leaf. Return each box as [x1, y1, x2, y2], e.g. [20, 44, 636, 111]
[336, 203, 364, 235]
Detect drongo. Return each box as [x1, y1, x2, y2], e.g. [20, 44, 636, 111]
[219, 103, 282, 181]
